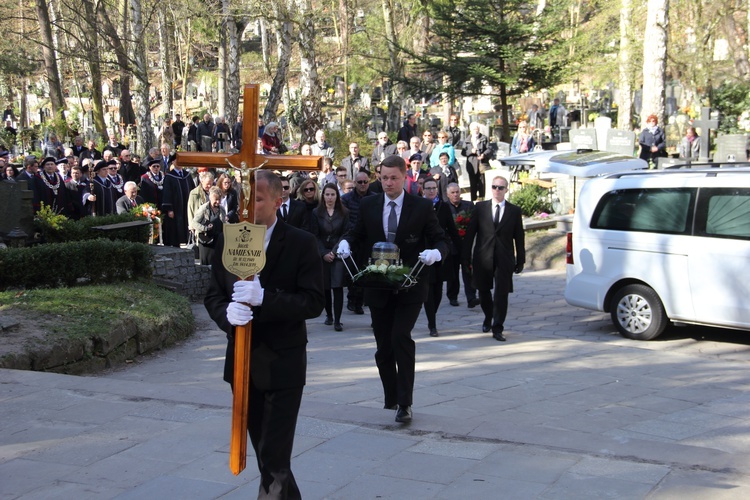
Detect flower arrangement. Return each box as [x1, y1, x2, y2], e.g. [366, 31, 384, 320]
[352, 263, 417, 289]
[453, 209, 472, 238]
[133, 203, 162, 245]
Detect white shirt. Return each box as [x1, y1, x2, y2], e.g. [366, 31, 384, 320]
[263, 219, 277, 253]
[491, 200, 506, 224]
[382, 190, 405, 237]
[280, 199, 289, 216]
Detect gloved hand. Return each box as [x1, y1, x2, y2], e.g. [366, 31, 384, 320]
[515, 263, 524, 274]
[233, 279, 264, 306]
[418, 249, 442, 266]
[226, 301, 253, 326]
[337, 239, 351, 259]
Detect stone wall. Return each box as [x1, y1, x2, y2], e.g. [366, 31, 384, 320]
[150, 246, 212, 301]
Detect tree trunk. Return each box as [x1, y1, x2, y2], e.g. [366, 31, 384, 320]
[80, 0, 106, 139]
[339, 0, 349, 128]
[617, 0, 634, 130]
[264, 2, 292, 124]
[640, 0, 669, 128]
[130, 0, 152, 155]
[226, 17, 241, 128]
[382, 0, 402, 132]
[260, 17, 272, 76]
[296, 0, 323, 143]
[723, 14, 750, 80]
[35, 0, 65, 117]
[218, 1, 227, 117]
[98, 0, 135, 126]
[158, 6, 173, 119]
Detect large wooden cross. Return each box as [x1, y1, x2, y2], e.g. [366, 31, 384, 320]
[177, 84, 322, 475]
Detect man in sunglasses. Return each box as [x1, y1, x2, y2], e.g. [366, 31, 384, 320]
[277, 176, 305, 228]
[463, 176, 525, 341]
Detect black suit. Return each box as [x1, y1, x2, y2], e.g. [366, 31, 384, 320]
[116, 195, 145, 214]
[277, 198, 305, 228]
[461, 134, 490, 201]
[464, 200, 525, 334]
[346, 191, 448, 408]
[205, 221, 324, 499]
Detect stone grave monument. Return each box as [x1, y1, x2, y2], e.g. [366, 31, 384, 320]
[713, 135, 748, 162]
[0, 179, 35, 243]
[604, 129, 636, 156]
[569, 128, 597, 150]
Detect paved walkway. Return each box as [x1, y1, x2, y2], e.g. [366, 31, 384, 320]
[3, 269, 750, 499]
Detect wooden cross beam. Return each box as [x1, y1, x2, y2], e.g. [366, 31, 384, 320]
[176, 84, 322, 476]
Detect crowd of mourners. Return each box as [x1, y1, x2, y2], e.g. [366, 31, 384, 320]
[1, 112, 495, 335]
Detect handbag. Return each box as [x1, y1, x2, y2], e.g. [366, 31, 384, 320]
[185, 231, 196, 250]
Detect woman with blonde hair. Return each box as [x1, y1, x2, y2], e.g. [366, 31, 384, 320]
[295, 177, 320, 232]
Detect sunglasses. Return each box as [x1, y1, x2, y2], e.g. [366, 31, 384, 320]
[492, 185, 507, 191]
[303, 187, 316, 192]
[356, 180, 369, 184]
[281, 185, 290, 190]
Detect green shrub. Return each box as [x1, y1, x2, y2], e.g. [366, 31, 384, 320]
[0, 239, 153, 290]
[509, 184, 553, 217]
[35, 208, 150, 244]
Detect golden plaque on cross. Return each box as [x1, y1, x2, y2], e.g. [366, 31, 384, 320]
[222, 222, 267, 280]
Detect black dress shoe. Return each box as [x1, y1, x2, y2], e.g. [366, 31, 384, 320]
[334, 322, 343, 331]
[493, 332, 506, 341]
[354, 306, 365, 315]
[449, 299, 459, 307]
[347, 302, 355, 312]
[395, 405, 412, 423]
[468, 298, 481, 308]
[384, 403, 397, 410]
[324, 316, 333, 325]
[482, 323, 491, 333]
[429, 328, 439, 337]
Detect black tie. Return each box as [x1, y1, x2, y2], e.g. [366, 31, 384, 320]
[494, 204, 500, 227]
[282, 203, 288, 220]
[387, 201, 397, 242]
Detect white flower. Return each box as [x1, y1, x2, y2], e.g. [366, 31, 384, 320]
[377, 264, 388, 274]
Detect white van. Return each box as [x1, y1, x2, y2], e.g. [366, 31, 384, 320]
[565, 168, 750, 340]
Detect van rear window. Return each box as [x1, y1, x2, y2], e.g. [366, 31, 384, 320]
[591, 188, 695, 234]
[695, 188, 750, 240]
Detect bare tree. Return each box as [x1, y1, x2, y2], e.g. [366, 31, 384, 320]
[264, 2, 293, 124]
[617, 0, 634, 130]
[35, 0, 66, 116]
[640, 0, 669, 127]
[158, 5, 173, 119]
[295, 0, 322, 142]
[129, 0, 152, 154]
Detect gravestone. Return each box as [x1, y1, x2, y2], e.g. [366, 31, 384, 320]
[569, 128, 598, 150]
[604, 129, 636, 156]
[496, 141, 510, 158]
[666, 97, 677, 117]
[0, 179, 35, 240]
[713, 135, 748, 162]
[693, 107, 719, 161]
[594, 116, 612, 152]
[633, 89, 642, 114]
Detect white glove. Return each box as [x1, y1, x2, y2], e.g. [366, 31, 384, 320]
[418, 249, 442, 266]
[226, 301, 253, 326]
[233, 279, 264, 306]
[337, 239, 351, 259]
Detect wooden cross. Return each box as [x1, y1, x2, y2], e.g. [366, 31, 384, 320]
[693, 107, 719, 162]
[176, 84, 322, 476]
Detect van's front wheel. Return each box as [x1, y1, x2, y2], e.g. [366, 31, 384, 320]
[610, 284, 667, 340]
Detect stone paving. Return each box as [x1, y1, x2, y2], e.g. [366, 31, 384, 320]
[3, 269, 750, 498]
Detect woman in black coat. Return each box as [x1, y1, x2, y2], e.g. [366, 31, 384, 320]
[421, 177, 461, 337]
[638, 114, 667, 164]
[311, 183, 350, 331]
[216, 173, 239, 223]
[295, 178, 320, 233]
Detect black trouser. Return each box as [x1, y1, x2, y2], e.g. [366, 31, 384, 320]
[446, 256, 476, 302]
[423, 281, 444, 330]
[324, 287, 343, 322]
[370, 296, 422, 408]
[247, 384, 304, 500]
[346, 285, 364, 308]
[467, 161, 485, 201]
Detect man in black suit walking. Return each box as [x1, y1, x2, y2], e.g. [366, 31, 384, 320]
[338, 155, 448, 423]
[205, 170, 324, 499]
[464, 175, 525, 341]
[277, 176, 305, 228]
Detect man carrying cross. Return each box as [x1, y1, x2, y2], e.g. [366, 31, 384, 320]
[204, 170, 324, 498]
[187, 84, 325, 494]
